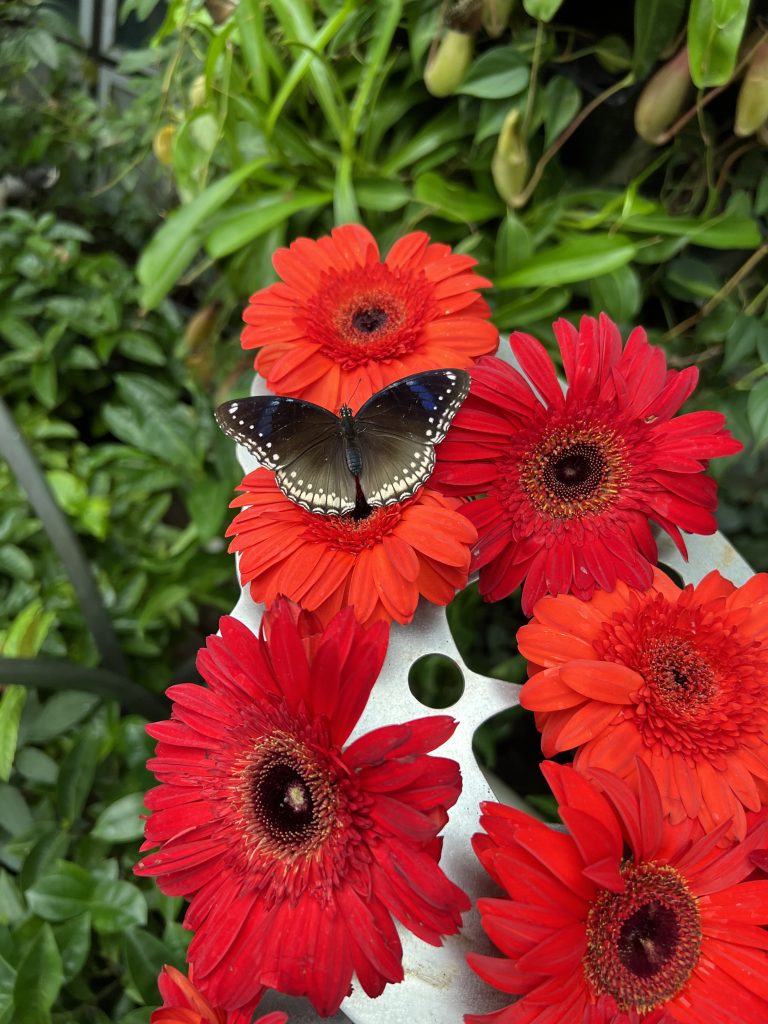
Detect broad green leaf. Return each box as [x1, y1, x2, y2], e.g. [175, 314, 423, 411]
[747, 377, 768, 449]
[24, 692, 100, 745]
[55, 720, 103, 824]
[495, 213, 533, 276]
[687, 0, 750, 87]
[589, 264, 642, 321]
[0, 871, 24, 925]
[2, 599, 54, 659]
[722, 316, 766, 372]
[496, 235, 637, 288]
[137, 158, 267, 309]
[494, 286, 571, 329]
[0, 784, 32, 836]
[20, 829, 69, 889]
[0, 953, 15, 1024]
[354, 178, 410, 212]
[457, 47, 530, 99]
[382, 109, 468, 175]
[90, 879, 147, 933]
[91, 793, 146, 843]
[414, 172, 505, 223]
[27, 863, 147, 932]
[204, 191, 330, 259]
[124, 928, 179, 1004]
[53, 914, 91, 984]
[633, 0, 686, 78]
[664, 256, 720, 301]
[543, 77, 582, 146]
[13, 923, 62, 1024]
[30, 362, 57, 408]
[522, 0, 564, 21]
[0, 688, 26, 783]
[622, 210, 760, 249]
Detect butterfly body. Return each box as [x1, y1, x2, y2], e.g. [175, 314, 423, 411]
[216, 369, 470, 516]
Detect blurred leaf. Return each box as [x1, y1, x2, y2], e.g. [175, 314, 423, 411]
[687, 0, 750, 87]
[137, 158, 267, 309]
[24, 693, 100, 745]
[27, 862, 147, 933]
[53, 914, 91, 984]
[588, 264, 642, 321]
[542, 77, 582, 146]
[91, 793, 146, 843]
[30, 362, 57, 408]
[496, 234, 637, 287]
[0, 871, 24, 925]
[204, 191, 331, 259]
[747, 377, 768, 449]
[457, 47, 530, 99]
[354, 178, 410, 212]
[14, 923, 62, 1024]
[124, 928, 178, 1004]
[495, 214, 533, 276]
[0, 688, 26, 783]
[622, 209, 760, 249]
[14, 748, 58, 786]
[633, 0, 686, 78]
[0, 783, 32, 836]
[522, 0, 564, 21]
[414, 172, 505, 223]
[55, 719, 104, 824]
[494, 286, 571, 328]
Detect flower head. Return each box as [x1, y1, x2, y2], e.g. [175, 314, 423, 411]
[137, 602, 469, 1016]
[468, 761, 768, 1023]
[432, 314, 742, 614]
[152, 965, 285, 1024]
[242, 224, 498, 413]
[226, 468, 477, 628]
[518, 569, 768, 842]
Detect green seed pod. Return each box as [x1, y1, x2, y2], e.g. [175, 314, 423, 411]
[491, 108, 530, 206]
[482, 0, 514, 38]
[424, 30, 474, 98]
[634, 47, 691, 145]
[735, 37, 768, 137]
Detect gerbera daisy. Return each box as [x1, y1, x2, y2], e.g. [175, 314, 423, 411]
[136, 601, 469, 1016]
[242, 224, 498, 412]
[432, 314, 742, 614]
[468, 760, 768, 1024]
[226, 468, 477, 628]
[518, 568, 768, 842]
[152, 964, 286, 1024]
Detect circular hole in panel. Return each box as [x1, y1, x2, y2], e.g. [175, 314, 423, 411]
[658, 562, 685, 588]
[446, 582, 528, 681]
[408, 654, 465, 709]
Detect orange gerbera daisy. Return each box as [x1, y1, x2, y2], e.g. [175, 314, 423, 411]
[518, 569, 768, 842]
[241, 224, 498, 412]
[152, 964, 285, 1024]
[226, 468, 476, 627]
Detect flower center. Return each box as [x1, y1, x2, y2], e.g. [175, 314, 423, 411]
[304, 265, 434, 369]
[584, 862, 701, 1014]
[247, 733, 340, 860]
[302, 501, 403, 553]
[519, 422, 629, 520]
[594, 593, 768, 760]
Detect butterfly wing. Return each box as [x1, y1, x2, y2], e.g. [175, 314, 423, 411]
[215, 395, 358, 514]
[353, 369, 470, 507]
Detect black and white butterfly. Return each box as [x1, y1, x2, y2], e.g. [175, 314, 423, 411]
[215, 369, 470, 516]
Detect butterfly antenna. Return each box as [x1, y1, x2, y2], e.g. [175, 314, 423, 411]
[346, 376, 364, 411]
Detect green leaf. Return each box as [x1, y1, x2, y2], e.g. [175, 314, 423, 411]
[495, 213, 533, 276]
[137, 158, 267, 309]
[494, 286, 571, 328]
[543, 77, 582, 146]
[27, 863, 147, 933]
[3, 600, 54, 659]
[0, 688, 26, 783]
[633, 0, 686, 78]
[457, 47, 530, 99]
[53, 914, 91, 984]
[0, 784, 32, 836]
[622, 210, 760, 249]
[118, 333, 166, 366]
[522, 0, 564, 21]
[30, 362, 57, 408]
[90, 879, 148, 934]
[687, 0, 750, 87]
[55, 719, 103, 824]
[414, 172, 505, 223]
[124, 928, 179, 1004]
[496, 234, 637, 287]
[13, 923, 62, 1024]
[0, 870, 24, 925]
[20, 829, 69, 889]
[747, 377, 768, 449]
[354, 178, 410, 212]
[588, 264, 642, 321]
[722, 315, 768, 372]
[204, 191, 331, 259]
[24, 693, 100, 745]
[91, 793, 147, 843]
[14, 748, 58, 787]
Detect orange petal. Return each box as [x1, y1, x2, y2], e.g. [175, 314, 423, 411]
[558, 661, 640, 703]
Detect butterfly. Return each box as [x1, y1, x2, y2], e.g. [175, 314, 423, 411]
[215, 369, 470, 516]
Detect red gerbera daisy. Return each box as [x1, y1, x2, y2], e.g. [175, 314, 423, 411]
[226, 468, 477, 628]
[242, 224, 498, 412]
[432, 314, 742, 614]
[517, 569, 768, 843]
[152, 964, 286, 1024]
[136, 601, 469, 1017]
[468, 760, 768, 1024]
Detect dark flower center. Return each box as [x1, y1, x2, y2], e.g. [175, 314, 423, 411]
[646, 637, 716, 710]
[255, 762, 315, 835]
[519, 422, 629, 520]
[351, 306, 389, 334]
[584, 862, 701, 1014]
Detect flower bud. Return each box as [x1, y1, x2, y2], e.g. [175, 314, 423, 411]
[595, 35, 632, 73]
[482, 0, 514, 38]
[152, 125, 176, 166]
[424, 30, 474, 97]
[189, 74, 207, 109]
[735, 37, 768, 137]
[491, 108, 530, 206]
[634, 47, 691, 145]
